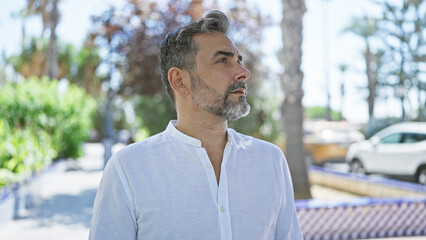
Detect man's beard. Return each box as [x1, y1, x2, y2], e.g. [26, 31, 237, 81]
[190, 73, 250, 121]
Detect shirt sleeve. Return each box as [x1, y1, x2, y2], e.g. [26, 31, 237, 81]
[89, 154, 137, 240]
[275, 154, 304, 240]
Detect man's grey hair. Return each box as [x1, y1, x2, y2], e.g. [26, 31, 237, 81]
[160, 10, 231, 103]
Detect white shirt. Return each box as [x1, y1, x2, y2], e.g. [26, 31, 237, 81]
[89, 121, 303, 240]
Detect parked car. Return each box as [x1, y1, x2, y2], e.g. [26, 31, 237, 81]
[304, 120, 365, 165]
[346, 122, 426, 185]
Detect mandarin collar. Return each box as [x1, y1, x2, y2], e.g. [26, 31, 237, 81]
[165, 120, 233, 147]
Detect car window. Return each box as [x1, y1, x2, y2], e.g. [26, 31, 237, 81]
[379, 133, 402, 144]
[402, 133, 426, 143]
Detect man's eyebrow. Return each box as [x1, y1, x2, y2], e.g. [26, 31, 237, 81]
[213, 50, 243, 61]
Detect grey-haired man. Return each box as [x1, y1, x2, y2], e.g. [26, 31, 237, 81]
[89, 10, 303, 240]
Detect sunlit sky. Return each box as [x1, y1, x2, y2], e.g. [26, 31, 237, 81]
[0, 0, 420, 124]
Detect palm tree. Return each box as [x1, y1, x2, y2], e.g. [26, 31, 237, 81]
[344, 16, 379, 122]
[23, 0, 60, 80]
[45, 0, 59, 80]
[375, 0, 425, 122]
[279, 0, 311, 199]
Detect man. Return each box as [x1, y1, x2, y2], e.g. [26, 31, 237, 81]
[89, 10, 303, 240]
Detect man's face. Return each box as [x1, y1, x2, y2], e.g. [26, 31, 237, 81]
[190, 32, 251, 121]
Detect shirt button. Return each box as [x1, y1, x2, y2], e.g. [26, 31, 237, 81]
[206, 163, 212, 169]
[220, 206, 225, 212]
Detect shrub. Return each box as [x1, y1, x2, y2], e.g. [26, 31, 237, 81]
[0, 77, 96, 187]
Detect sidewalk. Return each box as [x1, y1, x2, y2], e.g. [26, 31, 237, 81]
[0, 143, 104, 240]
[0, 143, 424, 240]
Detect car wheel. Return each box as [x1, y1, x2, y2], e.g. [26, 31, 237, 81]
[350, 159, 366, 175]
[417, 167, 426, 185]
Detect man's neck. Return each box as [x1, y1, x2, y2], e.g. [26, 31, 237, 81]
[176, 113, 228, 185]
[176, 114, 228, 149]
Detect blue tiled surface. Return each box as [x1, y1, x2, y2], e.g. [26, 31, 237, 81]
[297, 166, 426, 239]
[296, 197, 426, 239]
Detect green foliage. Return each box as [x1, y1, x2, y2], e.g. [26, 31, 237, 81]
[305, 106, 342, 121]
[0, 77, 96, 187]
[6, 37, 47, 74]
[229, 84, 283, 143]
[52, 80, 97, 158]
[131, 94, 177, 136]
[5, 36, 101, 96]
[134, 127, 150, 142]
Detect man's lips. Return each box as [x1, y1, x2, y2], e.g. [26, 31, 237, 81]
[231, 88, 246, 95]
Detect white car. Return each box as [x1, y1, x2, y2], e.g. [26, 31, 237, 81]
[346, 122, 426, 185]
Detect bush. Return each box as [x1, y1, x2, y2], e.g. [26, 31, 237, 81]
[0, 77, 96, 187]
[51, 80, 97, 158]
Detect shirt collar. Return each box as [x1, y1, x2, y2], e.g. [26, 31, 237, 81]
[165, 120, 233, 147]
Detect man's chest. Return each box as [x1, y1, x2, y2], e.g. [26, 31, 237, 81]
[129, 160, 283, 240]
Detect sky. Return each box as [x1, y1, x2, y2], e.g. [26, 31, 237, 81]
[0, 0, 419, 124]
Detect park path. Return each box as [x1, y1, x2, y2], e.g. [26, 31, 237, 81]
[0, 143, 104, 240]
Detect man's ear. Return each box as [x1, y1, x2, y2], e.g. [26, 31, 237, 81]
[168, 67, 190, 97]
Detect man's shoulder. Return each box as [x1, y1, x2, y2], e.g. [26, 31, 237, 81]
[113, 131, 169, 161]
[229, 129, 282, 153]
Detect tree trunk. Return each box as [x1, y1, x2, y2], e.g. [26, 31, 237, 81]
[400, 96, 406, 121]
[419, 87, 425, 121]
[280, 0, 311, 199]
[365, 45, 376, 122]
[46, 0, 59, 80]
[399, 54, 406, 121]
[340, 80, 345, 120]
[103, 89, 116, 166]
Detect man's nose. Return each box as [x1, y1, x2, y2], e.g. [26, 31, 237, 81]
[234, 65, 250, 82]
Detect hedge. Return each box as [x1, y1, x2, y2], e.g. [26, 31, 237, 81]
[0, 77, 96, 187]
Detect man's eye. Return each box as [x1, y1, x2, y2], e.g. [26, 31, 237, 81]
[218, 58, 227, 63]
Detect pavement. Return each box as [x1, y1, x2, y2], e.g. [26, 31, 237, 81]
[0, 143, 425, 240]
[0, 143, 105, 240]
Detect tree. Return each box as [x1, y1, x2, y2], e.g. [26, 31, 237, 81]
[373, 0, 426, 121]
[344, 16, 380, 122]
[6, 37, 101, 93]
[22, 0, 61, 80]
[305, 106, 342, 121]
[6, 37, 47, 79]
[45, 0, 60, 79]
[279, 0, 311, 199]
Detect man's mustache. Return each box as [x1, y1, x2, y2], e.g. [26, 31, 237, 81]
[225, 82, 248, 96]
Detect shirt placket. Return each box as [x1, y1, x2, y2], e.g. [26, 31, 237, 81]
[196, 148, 218, 207]
[217, 142, 232, 240]
[195, 141, 233, 240]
